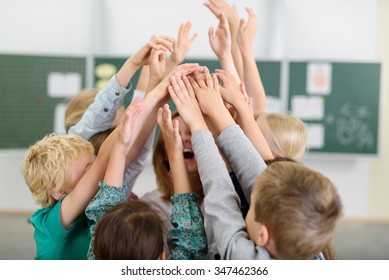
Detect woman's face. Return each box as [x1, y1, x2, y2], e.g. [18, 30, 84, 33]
[174, 115, 198, 174]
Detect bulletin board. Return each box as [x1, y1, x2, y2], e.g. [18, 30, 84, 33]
[287, 61, 381, 155]
[0, 54, 86, 149]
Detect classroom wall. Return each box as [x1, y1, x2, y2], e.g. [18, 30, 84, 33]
[0, 0, 386, 218]
[369, 0, 389, 218]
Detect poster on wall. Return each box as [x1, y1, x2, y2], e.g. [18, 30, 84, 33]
[306, 63, 332, 95]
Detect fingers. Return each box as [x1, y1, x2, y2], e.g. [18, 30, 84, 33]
[204, 2, 219, 17]
[171, 74, 188, 99]
[194, 70, 206, 88]
[174, 63, 202, 77]
[208, 27, 215, 42]
[188, 75, 200, 93]
[179, 76, 193, 98]
[218, 13, 229, 31]
[172, 119, 180, 141]
[214, 69, 228, 82]
[189, 32, 198, 44]
[151, 36, 174, 52]
[212, 74, 220, 91]
[246, 7, 256, 18]
[204, 67, 213, 88]
[157, 103, 173, 133]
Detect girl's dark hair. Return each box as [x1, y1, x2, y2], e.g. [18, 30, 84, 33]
[94, 200, 165, 260]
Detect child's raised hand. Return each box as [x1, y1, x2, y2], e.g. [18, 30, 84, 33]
[204, 0, 239, 28]
[130, 35, 174, 67]
[154, 63, 204, 101]
[117, 97, 142, 149]
[168, 74, 207, 133]
[214, 69, 243, 105]
[189, 68, 224, 117]
[208, 13, 231, 60]
[189, 67, 236, 134]
[237, 7, 257, 53]
[169, 21, 197, 65]
[157, 104, 183, 160]
[149, 48, 167, 85]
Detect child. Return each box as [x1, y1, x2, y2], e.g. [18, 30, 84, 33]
[168, 70, 342, 259]
[21, 98, 141, 260]
[257, 112, 307, 161]
[86, 103, 206, 260]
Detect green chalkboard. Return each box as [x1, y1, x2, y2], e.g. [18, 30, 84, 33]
[287, 61, 381, 155]
[94, 57, 282, 111]
[0, 54, 86, 149]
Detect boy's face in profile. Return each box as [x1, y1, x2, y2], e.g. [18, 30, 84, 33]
[58, 152, 95, 198]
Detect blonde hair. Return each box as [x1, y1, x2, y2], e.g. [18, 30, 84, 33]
[253, 161, 342, 260]
[65, 89, 98, 133]
[257, 113, 307, 161]
[21, 134, 94, 208]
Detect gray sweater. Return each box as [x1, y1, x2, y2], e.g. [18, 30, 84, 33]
[192, 124, 270, 259]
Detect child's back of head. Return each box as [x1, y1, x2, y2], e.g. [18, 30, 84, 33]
[253, 161, 342, 260]
[94, 200, 165, 260]
[257, 113, 307, 161]
[65, 89, 98, 133]
[21, 134, 94, 208]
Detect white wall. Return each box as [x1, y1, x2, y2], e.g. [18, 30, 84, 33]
[0, 0, 384, 218]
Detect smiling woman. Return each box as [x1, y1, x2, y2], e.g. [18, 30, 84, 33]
[141, 110, 212, 257]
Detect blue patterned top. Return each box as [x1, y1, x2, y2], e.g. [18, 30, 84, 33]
[169, 193, 207, 260]
[85, 182, 207, 260]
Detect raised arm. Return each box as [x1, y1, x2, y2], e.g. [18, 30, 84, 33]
[192, 69, 267, 205]
[215, 69, 273, 160]
[165, 21, 197, 75]
[208, 13, 241, 83]
[204, 0, 244, 80]
[237, 7, 266, 117]
[158, 102, 206, 260]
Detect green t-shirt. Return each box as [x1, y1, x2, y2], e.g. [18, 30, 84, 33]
[30, 197, 93, 260]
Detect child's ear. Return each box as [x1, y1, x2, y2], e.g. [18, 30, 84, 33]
[51, 190, 65, 201]
[255, 224, 269, 247]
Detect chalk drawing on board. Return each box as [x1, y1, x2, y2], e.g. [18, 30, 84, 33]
[336, 102, 374, 149]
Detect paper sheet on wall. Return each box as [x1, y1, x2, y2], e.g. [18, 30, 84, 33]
[266, 96, 282, 113]
[48, 72, 81, 98]
[305, 123, 325, 149]
[306, 63, 332, 95]
[291, 95, 324, 120]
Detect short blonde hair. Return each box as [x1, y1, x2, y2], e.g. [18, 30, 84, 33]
[253, 161, 342, 260]
[65, 89, 98, 133]
[257, 113, 307, 161]
[21, 134, 94, 208]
